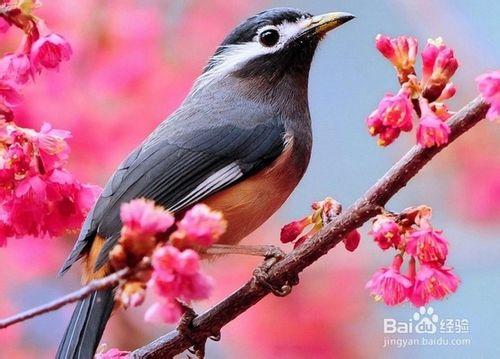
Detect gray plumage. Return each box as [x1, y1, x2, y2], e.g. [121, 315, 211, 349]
[61, 78, 296, 272]
[57, 7, 354, 359]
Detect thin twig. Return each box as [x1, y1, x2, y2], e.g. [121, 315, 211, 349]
[0, 267, 131, 329]
[131, 97, 489, 358]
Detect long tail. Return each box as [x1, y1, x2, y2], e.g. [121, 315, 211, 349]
[56, 289, 114, 359]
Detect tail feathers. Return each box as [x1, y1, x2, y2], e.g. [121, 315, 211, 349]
[56, 289, 114, 359]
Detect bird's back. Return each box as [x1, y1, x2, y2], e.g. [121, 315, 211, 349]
[60, 75, 312, 274]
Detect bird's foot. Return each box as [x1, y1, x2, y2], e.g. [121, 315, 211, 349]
[204, 244, 296, 296]
[251, 256, 299, 297]
[176, 300, 220, 359]
[176, 301, 204, 358]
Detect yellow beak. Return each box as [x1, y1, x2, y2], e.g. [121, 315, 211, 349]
[304, 12, 355, 35]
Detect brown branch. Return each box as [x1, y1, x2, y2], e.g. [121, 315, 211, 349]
[0, 268, 131, 329]
[131, 97, 489, 358]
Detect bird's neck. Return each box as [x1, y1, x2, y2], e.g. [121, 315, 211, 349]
[187, 72, 311, 120]
[183, 72, 313, 178]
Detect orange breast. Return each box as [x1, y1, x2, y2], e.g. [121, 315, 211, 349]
[203, 145, 302, 245]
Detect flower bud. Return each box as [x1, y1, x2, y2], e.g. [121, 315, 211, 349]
[375, 34, 418, 83]
[421, 38, 459, 102]
[370, 216, 401, 250]
[280, 216, 312, 243]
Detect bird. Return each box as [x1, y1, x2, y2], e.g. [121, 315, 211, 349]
[56, 7, 354, 359]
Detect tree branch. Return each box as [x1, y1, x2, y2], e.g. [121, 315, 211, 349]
[131, 97, 489, 358]
[0, 268, 131, 329]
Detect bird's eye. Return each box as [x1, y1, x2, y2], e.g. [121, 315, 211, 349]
[259, 29, 280, 47]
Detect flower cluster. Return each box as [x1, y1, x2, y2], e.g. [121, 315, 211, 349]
[476, 70, 500, 121]
[365, 206, 459, 306]
[0, 122, 100, 245]
[0, 1, 72, 109]
[170, 203, 226, 248]
[368, 35, 459, 147]
[145, 246, 214, 323]
[110, 199, 226, 324]
[280, 197, 360, 252]
[0, 1, 98, 245]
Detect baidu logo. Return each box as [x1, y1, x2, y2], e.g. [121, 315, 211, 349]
[382, 306, 471, 348]
[384, 306, 439, 334]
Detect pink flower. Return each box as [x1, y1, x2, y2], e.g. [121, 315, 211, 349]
[343, 229, 361, 252]
[0, 79, 21, 106]
[438, 83, 457, 101]
[422, 38, 458, 83]
[0, 54, 32, 85]
[30, 34, 72, 73]
[0, 102, 13, 122]
[416, 98, 451, 148]
[0, 210, 12, 247]
[0, 120, 100, 244]
[280, 216, 312, 243]
[378, 90, 414, 130]
[0, 17, 10, 33]
[365, 255, 413, 306]
[120, 198, 174, 238]
[432, 102, 452, 121]
[144, 300, 183, 324]
[173, 204, 226, 247]
[406, 228, 448, 264]
[4, 142, 32, 179]
[409, 264, 460, 306]
[421, 38, 458, 101]
[476, 70, 500, 121]
[43, 169, 100, 235]
[95, 348, 130, 359]
[147, 245, 214, 323]
[370, 216, 401, 250]
[366, 111, 401, 147]
[366, 89, 414, 146]
[150, 246, 213, 300]
[33, 123, 71, 171]
[118, 281, 146, 308]
[375, 34, 418, 80]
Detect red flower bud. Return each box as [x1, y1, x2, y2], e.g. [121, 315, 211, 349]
[280, 217, 311, 243]
[343, 230, 361, 252]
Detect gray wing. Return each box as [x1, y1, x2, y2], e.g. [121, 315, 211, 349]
[60, 108, 286, 273]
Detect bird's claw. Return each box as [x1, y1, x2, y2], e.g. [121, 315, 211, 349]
[208, 331, 221, 342]
[252, 266, 298, 297]
[177, 301, 197, 335]
[263, 245, 286, 261]
[176, 302, 207, 359]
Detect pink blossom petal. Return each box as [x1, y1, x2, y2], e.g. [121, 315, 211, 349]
[406, 228, 448, 264]
[369, 216, 401, 250]
[144, 300, 183, 324]
[417, 98, 451, 148]
[120, 198, 174, 237]
[409, 265, 460, 306]
[476, 70, 500, 121]
[366, 256, 412, 306]
[95, 348, 130, 359]
[30, 34, 72, 73]
[176, 204, 226, 247]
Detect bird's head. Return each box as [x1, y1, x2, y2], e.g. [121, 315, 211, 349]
[192, 7, 354, 96]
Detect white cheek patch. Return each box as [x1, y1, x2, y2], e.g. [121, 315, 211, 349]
[192, 17, 312, 92]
